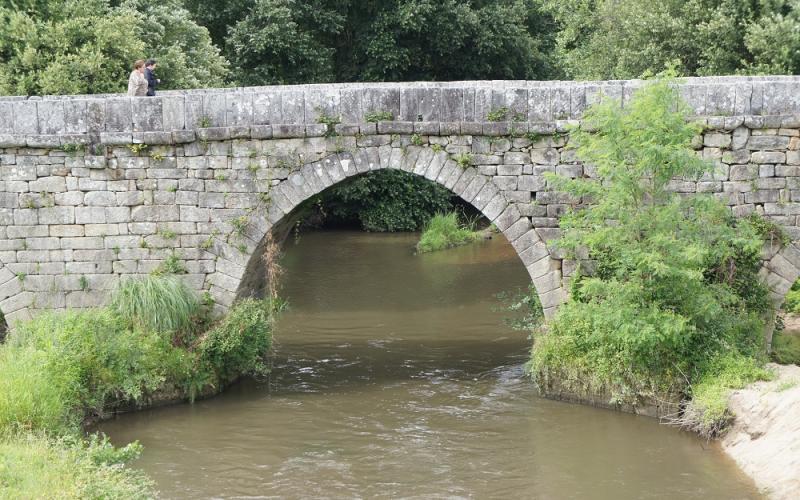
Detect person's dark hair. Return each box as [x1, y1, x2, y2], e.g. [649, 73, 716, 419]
[145, 59, 157, 67]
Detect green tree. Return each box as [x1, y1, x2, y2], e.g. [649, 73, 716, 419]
[122, 0, 229, 90]
[314, 170, 455, 232]
[543, 0, 800, 79]
[0, 0, 228, 96]
[0, 0, 144, 95]
[225, 0, 559, 85]
[530, 80, 772, 406]
[225, 0, 344, 85]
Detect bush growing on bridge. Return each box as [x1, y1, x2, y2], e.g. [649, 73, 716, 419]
[528, 79, 773, 434]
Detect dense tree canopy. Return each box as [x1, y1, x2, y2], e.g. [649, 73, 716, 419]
[225, 0, 558, 85]
[0, 0, 226, 95]
[1, 0, 799, 94]
[542, 0, 800, 79]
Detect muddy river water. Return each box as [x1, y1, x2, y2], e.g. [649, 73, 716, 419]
[100, 231, 760, 498]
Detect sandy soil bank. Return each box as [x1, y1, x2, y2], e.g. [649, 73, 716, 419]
[722, 363, 800, 499]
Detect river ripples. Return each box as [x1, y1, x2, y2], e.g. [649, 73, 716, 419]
[99, 231, 760, 499]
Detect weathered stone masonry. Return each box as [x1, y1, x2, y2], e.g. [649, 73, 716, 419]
[2, 76, 800, 332]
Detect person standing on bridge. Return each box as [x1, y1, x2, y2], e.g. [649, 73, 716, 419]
[145, 59, 160, 96]
[127, 60, 148, 96]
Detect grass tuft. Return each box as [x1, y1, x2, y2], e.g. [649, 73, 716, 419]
[110, 275, 200, 334]
[416, 212, 482, 253]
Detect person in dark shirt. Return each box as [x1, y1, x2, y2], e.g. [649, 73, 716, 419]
[144, 59, 160, 96]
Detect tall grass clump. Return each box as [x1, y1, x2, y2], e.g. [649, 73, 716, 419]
[416, 212, 482, 253]
[111, 275, 201, 334]
[528, 78, 774, 437]
[0, 433, 154, 499]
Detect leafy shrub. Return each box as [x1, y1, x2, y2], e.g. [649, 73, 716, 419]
[529, 80, 772, 415]
[784, 280, 800, 313]
[0, 432, 154, 499]
[199, 298, 282, 383]
[496, 284, 545, 333]
[0, 310, 186, 434]
[314, 169, 455, 232]
[111, 275, 201, 334]
[416, 212, 482, 253]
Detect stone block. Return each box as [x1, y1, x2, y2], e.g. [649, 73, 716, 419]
[752, 151, 786, 164]
[13, 101, 39, 134]
[38, 206, 74, 224]
[704, 133, 731, 148]
[747, 135, 790, 150]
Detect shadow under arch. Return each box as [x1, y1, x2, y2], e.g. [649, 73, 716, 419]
[210, 146, 567, 318]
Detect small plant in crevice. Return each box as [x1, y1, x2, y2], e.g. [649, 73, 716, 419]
[230, 215, 249, 236]
[78, 275, 89, 291]
[364, 110, 393, 122]
[127, 143, 148, 155]
[150, 151, 165, 162]
[316, 109, 341, 137]
[197, 116, 212, 128]
[431, 143, 444, 153]
[410, 133, 424, 146]
[153, 252, 187, 275]
[158, 228, 177, 240]
[525, 131, 542, 143]
[60, 143, 84, 156]
[487, 106, 509, 122]
[454, 152, 472, 168]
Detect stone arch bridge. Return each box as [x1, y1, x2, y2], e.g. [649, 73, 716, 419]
[2, 76, 800, 333]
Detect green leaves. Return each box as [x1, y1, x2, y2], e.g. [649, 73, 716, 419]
[0, 0, 227, 96]
[531, 80, 772, 406]
[543, 0, 800, 79]
[317, 169, 454, 232]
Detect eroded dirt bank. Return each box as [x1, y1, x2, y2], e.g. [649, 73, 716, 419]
[722, 363, 800, 499]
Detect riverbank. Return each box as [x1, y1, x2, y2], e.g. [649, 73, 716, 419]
[0, 275, 281, 499]
[722, 363, 800, 499]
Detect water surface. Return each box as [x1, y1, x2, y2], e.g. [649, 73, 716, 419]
[100, 231, 760, 499]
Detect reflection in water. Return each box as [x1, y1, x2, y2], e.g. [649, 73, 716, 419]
[99, 231, 760, 499]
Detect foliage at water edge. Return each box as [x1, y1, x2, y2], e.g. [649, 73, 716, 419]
[527, 79, 774, 436]
[0, 275, 281, 498]
[416, 212, 482, 253]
